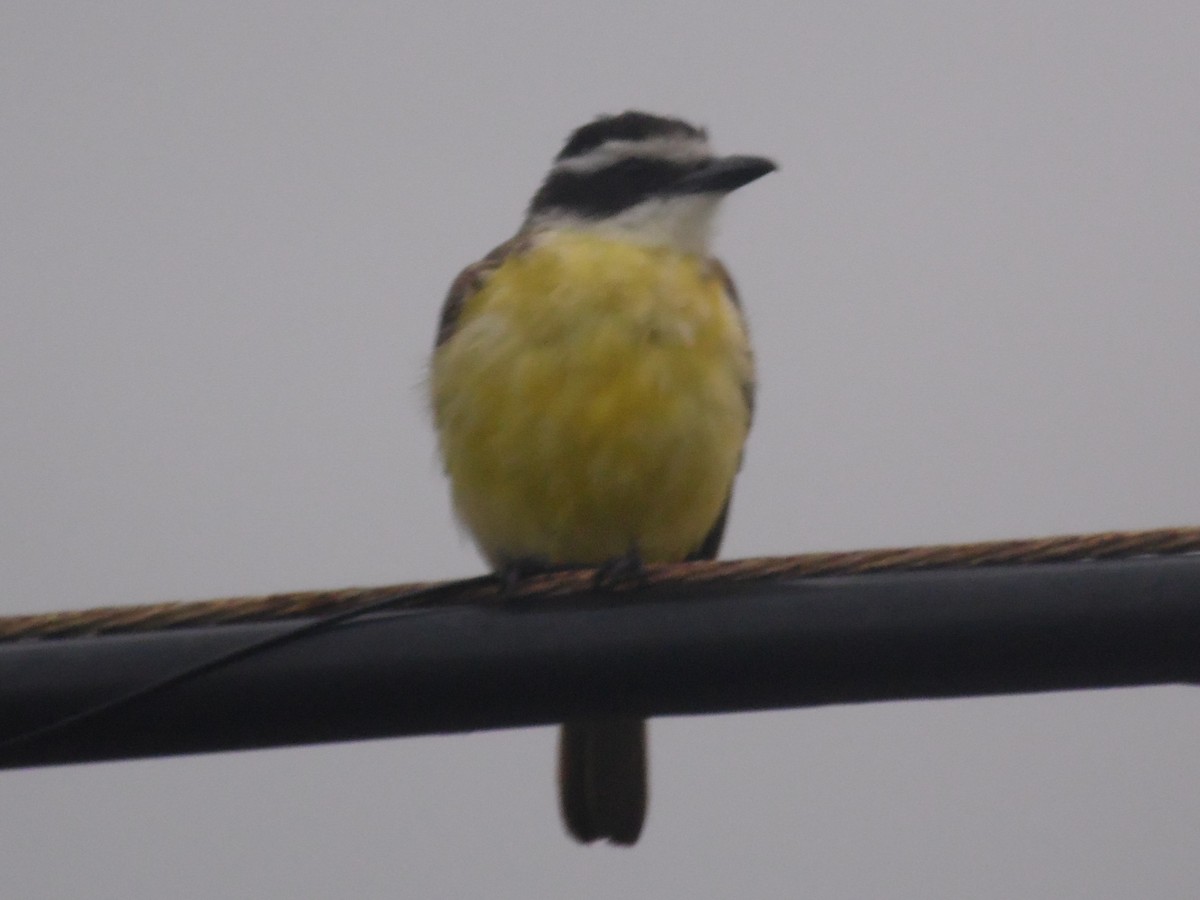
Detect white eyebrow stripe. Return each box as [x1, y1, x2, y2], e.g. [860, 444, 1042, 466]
[552, 136, 712, 174]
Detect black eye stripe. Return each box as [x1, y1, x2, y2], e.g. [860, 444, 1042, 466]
[529, 157, 697, 218]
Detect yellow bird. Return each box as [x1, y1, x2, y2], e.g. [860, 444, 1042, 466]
[430, 111, 774, 845]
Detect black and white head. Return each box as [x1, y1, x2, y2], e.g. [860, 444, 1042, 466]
[525, 111, 776, 254]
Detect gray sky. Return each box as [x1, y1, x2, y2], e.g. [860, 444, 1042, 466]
[3, 3, 1199, 897]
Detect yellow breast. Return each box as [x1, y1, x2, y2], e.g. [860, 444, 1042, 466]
[431, 231, 753, 567]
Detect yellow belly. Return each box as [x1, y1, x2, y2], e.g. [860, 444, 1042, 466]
[430, 231, 753, 567]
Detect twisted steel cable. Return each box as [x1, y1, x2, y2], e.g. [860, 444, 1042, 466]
[4, 526, 1198, 641]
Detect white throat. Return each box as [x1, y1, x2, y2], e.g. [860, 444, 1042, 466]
[526, 194, 721, 256]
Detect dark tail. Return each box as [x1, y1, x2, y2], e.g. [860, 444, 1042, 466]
[557, 718, 647, 845]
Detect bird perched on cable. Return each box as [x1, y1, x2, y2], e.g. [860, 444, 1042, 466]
[429, 111, 775, 845]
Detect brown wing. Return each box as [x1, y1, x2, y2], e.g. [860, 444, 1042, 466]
[689, 259, 757, 562]
[707, 257, 756, 428]
[435, 232, 536, 348]
[687, 497, 731, 561]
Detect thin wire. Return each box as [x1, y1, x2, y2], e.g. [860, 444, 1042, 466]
[0, 573, 497, 753]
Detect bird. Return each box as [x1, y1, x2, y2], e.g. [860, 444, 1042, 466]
[429, 111, 775, 845]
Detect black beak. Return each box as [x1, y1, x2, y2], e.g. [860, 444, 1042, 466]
[668, 154, 777, 196]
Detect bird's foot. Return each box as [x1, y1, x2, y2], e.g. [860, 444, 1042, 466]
[593, 546, 646, 591]
[497, 556, 563, 596]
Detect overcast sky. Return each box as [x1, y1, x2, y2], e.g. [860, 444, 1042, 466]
[3, 3, 1199, 897]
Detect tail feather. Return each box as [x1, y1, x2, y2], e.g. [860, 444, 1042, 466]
[558, 718, 647, 845]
